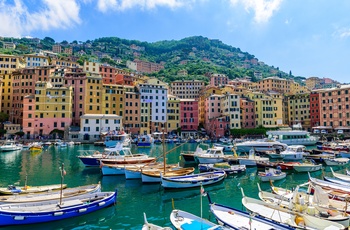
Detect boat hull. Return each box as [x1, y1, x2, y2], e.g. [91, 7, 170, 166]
[195, 156, 224, 164]
[293, 164, 322, 172]
[125, 169, 141, 179]
[180, 153, 196, 164]
[101, 165, 125, 175]
[0, 184, 67, 195]
[0, 191, 117, 226]
[258, 173, 286, 182]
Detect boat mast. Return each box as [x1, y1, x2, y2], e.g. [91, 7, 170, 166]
[59, 163, 65, 205]
[162, 124, 166, 174]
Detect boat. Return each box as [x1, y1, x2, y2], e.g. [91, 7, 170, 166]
[29, 143, 43, 151]
[0, 183, 67, 195]
[137, 134, 153, 147]
[142, 213, 172, 230]
[194, 146, 226, 164]
[0, 140, 22, 152]
[279, 145, 309, 160]
[278, 161, 302, 170]
[170, 209, 228, 230]
[0, 190, 117, 226]
[241, 188, 345, 230]
[233, 148, 270, 166]
[160, 170, 226, 189]
[0, 183, 101, 204]
[257, 184, 350, 228]
[258, 167, 286, 182]
[141, 167, 195, 183]
[256, 160, 284, 169]
[235, 139, 287, 152]
[308, 174, 350, 200]
[266, 130, 319, 146]
[293, 160, 322, 173]
[340, 151, 350, 158]
[124, 163, 179, 180]
[103, 131, 130, 148]
[330, 167, 350, 182]
[207, 193, 295, 230]
[101, 163, 146, 176]
[180, 143, 209, 164]
[198, 162, 246, 174]
[213, 143, 234, 152]
[324, 158, 349, 166]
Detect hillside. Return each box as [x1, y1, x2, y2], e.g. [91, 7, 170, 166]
[0, 36, 303, 83]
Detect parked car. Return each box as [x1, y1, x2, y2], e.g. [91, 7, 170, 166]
[337, 130, 344, 134]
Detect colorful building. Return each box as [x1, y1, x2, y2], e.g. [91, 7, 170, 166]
[220, 93, 241, 130]
[124, 85, 140, 134]
[167, 94, 180, 134]
[180, 99, 199, 138]
[170, 80, 205, 99]
[240, 97, 255, 129]
[284, 93, 311, 130]
[210, 73, 228, 87]
[310, 91, 321, 127]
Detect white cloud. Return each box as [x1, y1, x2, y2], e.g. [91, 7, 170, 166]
[333, 27, 350, 39]
[229, 0, 283, 23]
[0, 0, 81, 37]
[97, 0, 185, 12]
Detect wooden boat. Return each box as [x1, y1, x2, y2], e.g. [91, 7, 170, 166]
[170, 209, 229, 230]
[160, 170, 226, 189]
[207, 193, 295, 230]
[0, 183, 67, 195]
[124, 163, 179, 180]
[0, 191, 117, 226]
[258, 168, 286, 182]
[241, 188, 345, 230]
[324, 158, 349, 166]
[198, 162, 246, 174]
[256, 160, 284, 169]
[141, 167, 195, 183]
[142, 213, 172, 230]
[331, 167, 350, 182]
[0, 183, 101, 204]
[293, 160, 322, 172]
[258, 184, 350, 227]
[308, 174, 350, 200]
[277, 161, 301, 170]
[101, 163, 147, 176]
[323, 176, 350, 187]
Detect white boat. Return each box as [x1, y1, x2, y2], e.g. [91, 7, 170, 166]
[258, 168, 286, 182]
[141, 167, 195, 183]
[67, 141, 75, 146]
[331, 167, 350, 182]
[103, 131, 130, 148]
[198, 162, 246, 174]
[142, 213, 172, 230]
[267, 130, 319, 146]
[293, 160, 322, 172]
[235, 139, 287, 152]
[101, 163, 145, 176]
[0, 183, 67, 195]
[160, 170, 226, 189]
[0, 140, 22, 152]
[213, 143, 233, 152]
[170, 209, 228, 230]
[231, 148, 269, 166]
[279, 145, 309, 160]
[194, 146, 226, 164]
[324, 158, 349, 166]
[125, 167, 142, 179]
[258, 184, 350, 228]
[241, 188, 345, 230]
[180, 144, 209, 164]
[208, 194, 298, 230]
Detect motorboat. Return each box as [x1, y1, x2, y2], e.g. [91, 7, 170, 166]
[293, 160, 322, 173]
[229, 148, 269, 166]
[235, 139, 287, 152]
[258, 167, 286, 182]
[324, 158, 349, 166]
[0, 140, 22, 152]
[194, 146, 226, 164]
[103, 131, 130, 148]
[180, 143, 209, 164]
[213, 143, 234, 152]
[198, 162, 246, 174]
[279, 145, 309, 161]
[137, 134, 153, 147]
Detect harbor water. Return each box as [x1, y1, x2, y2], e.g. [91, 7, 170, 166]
[0, 143, 345, 229]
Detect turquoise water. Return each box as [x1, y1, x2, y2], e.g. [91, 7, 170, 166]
[0, 143, 346, 229]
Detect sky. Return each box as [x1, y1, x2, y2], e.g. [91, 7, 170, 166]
[1, 0, 350, 83]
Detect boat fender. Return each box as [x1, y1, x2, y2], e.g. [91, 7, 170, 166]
[295, 216, 305, 227]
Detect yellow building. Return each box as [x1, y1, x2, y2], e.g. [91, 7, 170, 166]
[101, 84, 125, 116]
[167, 94, 180, 133]
[0, 54, 25, 74]
[84, 74, 103, 114]
[198, 86, 221, 124]
[257, 77, 292, 93]
[1, 74, 12, 115]
[284, 93, 311, 130]
[220, 93, 241, 129]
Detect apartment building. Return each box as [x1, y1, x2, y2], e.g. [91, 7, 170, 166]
[220, 93, 241, 129]
[124, 85, 140, 134]
[180, 99, 199, 136]
[167, 94, 180, 134]
[170, 80, 205, 99]
[24, 54, 49, 67]
[284, 93, 311, 130]
[210, 73, 228, 87]
[240, 97, 255, 129]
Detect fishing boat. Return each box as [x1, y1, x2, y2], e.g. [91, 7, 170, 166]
[160, 170, 226, 189]
[142, 213, 172, 230]
[258, 167, 286, 182]
[0, 191, 117, 226]
[207, 193, 295, 230]
[141, 167, 195, 183]
[170, 209, 228, 230]
[293, 160, 322, 173]
[194, 146, 226, 164]
[241, 188, 345, 230]
[124, 163, 179, 180]
[257, 184, 350, 228]
[324, 158, 349, 166]
[0, 183, 67, 195]
[277, 161, 302, 170]
[0, 140, 22, 152]
[198, 162, 246, 174]
[0, 183, 101, 204]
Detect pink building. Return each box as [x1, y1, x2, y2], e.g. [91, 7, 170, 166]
[180, 99, 199, 132]
[240, 97, 255, 128]
[116, 74, 134, 86]
[207, 117, 229, 138]
[124, 86, 141, 134]
[210, 74, 228, 87]
[204, 94, 223, 135]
